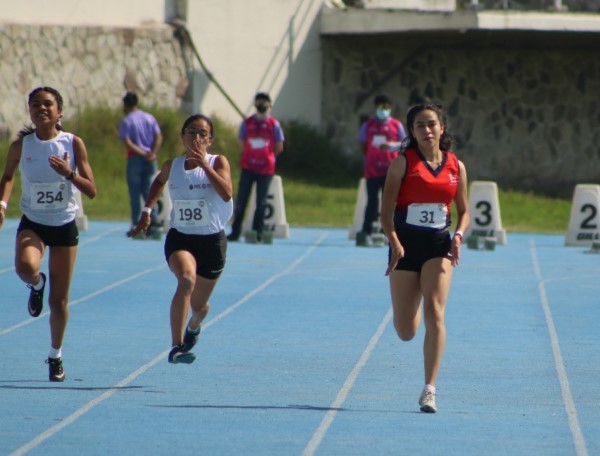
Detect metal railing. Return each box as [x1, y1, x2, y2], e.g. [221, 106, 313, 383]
[337, 1, 600, 12]
[463, 0, 599, 11]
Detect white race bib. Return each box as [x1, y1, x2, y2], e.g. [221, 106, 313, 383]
[406, 203, 448, 229]
[249, 138, 267, 149]
[371, 135, 387, 147]
[173, 199, 209, 228]
[30, 182, 69, 210]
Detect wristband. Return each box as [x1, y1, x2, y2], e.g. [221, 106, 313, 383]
[454, 230, 464, 242]
[141, 207, 152, 215]
[0, 201, 7, 210]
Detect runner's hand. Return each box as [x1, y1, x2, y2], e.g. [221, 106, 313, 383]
[385, 241, 404, 276]
[128, 213, 151, 238]
[450, 236, 461, 267]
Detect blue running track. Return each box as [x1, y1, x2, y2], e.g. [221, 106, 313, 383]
[0, 221, 598, 455]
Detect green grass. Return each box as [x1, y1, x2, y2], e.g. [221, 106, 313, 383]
[0, 107, 571, 233]
[497, 190, 571, 234]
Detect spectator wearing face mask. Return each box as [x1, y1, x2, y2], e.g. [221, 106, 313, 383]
[227, 92, 285, 242]
[357, 94, 406, 245]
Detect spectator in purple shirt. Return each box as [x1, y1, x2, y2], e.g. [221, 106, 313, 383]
[119, 92, 163, 235]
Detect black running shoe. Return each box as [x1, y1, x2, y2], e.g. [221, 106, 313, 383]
[182, 325, 201, 352]
[168, 344, 196, 364]
[46, 357, 65, 382]
[27, 272, 46, 317]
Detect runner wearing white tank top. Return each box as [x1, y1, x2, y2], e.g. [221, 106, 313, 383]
[129, 114, 233, 365]
[0, 87, 97, 382]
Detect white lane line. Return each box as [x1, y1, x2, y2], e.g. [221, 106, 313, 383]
[1, 225, 156, 335]
[529, 239, 588, 456]
[205, 232, 329, 329]
[0, 265, 166, 336]
[9, 232, 329, 456]
[302, 306, 393, 456]
[78, 226, 123, 247]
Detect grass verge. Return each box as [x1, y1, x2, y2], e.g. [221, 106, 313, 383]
[0, 107, 571, 234]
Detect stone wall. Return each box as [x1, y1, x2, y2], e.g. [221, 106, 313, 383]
[321, 33, 600, 197]
[0, 23, 188, 140]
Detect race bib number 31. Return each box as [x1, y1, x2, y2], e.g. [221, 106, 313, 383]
[406, 203, 448, 229]
[173, 199, 209, 228]
[31, 182, 69, 210]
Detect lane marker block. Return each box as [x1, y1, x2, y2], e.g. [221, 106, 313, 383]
[464, 180, 507, 245]
[564, 184, 600, 247]
[241, 175, 289, 239]
[74, 191, 88, 231]
[348, 178, 382, 240]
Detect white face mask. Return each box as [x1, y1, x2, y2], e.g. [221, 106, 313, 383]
[376, 108, 391, 121]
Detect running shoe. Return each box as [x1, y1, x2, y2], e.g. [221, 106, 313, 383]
[168, 344, 196, 364]
[182, 325, 201, 352]
[46, 357, 65, 382]
[27, 272, 46, 317]
[419, 388, 437, 413]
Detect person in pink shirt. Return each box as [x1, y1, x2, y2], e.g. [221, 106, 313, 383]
[227, 92, 284, 242]
[357, 94, 406, 245]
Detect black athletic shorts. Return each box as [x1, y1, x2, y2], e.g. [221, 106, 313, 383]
[17, 215, 79, 247]
[164, 228, 227, 280]
[389, 226, 452, 272]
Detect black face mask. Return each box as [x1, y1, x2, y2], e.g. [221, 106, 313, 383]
[256, 103, 268, 114]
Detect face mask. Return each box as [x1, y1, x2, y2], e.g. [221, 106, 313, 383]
[376, 108, 391, 121]
[256, 103, 268, 114]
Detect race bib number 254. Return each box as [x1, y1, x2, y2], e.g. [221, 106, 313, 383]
[30, 182, 69, 210]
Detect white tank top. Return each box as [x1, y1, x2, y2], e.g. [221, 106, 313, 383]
[19, 131, 79, 226]
[167, 154, 233, 235]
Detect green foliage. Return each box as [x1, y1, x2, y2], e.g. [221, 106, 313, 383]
[0, 106, 570, 232]
[277, 120, 362, 187]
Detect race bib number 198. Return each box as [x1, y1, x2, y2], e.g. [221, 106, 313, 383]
[406, 203, 448, 229]
[173, 199, 209, 228]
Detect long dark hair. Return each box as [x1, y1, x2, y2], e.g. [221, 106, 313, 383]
[405, 103, 454, 151]
[18, 86, 65, 138]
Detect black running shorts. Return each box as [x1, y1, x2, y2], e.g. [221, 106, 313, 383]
[164, 228, 227, 280]
[389, 226, 452, 272]
[17, 215, 79, 247]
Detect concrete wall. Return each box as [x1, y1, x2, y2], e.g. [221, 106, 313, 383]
[184, 0, 323, 124]
[1, 0, 600, 197]
[0, 22, 187, 140]
[0, 0, 324, 130]
[321, 32, 600, 197]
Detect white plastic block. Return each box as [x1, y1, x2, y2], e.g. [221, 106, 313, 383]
[241, 175, 289, 238]
[564, 184, 600, 246]
[464, 180, 507, 245]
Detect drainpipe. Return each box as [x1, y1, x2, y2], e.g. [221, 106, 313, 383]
[170, 19, 245, 120]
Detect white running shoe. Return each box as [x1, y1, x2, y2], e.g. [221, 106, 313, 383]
[419, 389, 437, 413]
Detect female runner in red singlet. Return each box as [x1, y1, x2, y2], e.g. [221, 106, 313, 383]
[380, 103, 470, 413]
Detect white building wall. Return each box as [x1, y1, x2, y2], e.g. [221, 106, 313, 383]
[186, 0, 323, 125]
[0, 0, 168, 27]
[0, 0, 324, 127]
